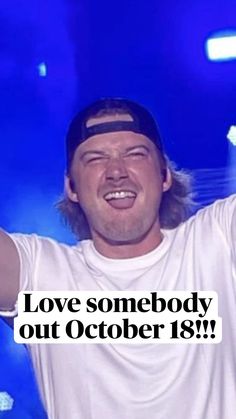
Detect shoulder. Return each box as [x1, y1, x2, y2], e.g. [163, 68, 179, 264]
[173, 195, 236, 245]
[7, 233, 83, 261]
[196, 194, 236, 218]
[7, 233, 89, 282]
[191, 194, 236, 231]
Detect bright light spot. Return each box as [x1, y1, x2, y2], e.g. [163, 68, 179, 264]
[0, 392, 14, 411]
[206, 32, 236, 61]
[38, 62, 47, 77]
[227, 126, 236, 146]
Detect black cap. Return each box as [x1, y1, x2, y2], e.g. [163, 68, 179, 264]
[66, 98, 163, 171]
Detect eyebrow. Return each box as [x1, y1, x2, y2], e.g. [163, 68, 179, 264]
[124, 145, 151, 153]
[79, 150, 108, 160]
[79, 144, 151, 160]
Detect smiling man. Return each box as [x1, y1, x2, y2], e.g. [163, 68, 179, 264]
[0, 98, 236, 419]
[65, 113, 171, 258]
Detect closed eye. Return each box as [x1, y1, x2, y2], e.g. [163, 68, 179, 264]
[86, 156, 106, 163]
[81, 152, 109, 164]
[124, 150, 149, 159]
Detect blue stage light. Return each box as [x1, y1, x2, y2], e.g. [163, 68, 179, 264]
[206, 32, 236, 61]
[0, 392, 14, 411]
[227, 126, 236, 146]
[38, 62, 47, 77]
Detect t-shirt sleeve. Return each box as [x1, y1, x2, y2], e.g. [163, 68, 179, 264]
[0, 233, 39, 317]
[229, 196, 236, 259]
[208, 195, 236, 263]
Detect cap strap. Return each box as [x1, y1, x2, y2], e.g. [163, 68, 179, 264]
[85, 121, 141, 138]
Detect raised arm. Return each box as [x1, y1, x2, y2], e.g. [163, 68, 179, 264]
[0, 230, 20, 312]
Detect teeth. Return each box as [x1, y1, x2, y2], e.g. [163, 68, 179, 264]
[104, 191, 136, 200]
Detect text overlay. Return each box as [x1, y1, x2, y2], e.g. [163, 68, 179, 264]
[14, 291, 222, 344]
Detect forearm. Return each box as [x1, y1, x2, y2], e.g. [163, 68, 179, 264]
[0, 229, 20, 311]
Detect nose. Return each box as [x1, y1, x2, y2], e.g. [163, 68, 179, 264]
[105, 157, 129, 182]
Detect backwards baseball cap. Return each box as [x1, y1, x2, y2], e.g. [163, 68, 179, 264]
[66, 97, 164, 171]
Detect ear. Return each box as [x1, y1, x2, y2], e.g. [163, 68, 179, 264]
[162, 167, 172, 192]
[64, 175, 79, 203]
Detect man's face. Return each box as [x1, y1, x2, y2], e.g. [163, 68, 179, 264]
[67, 120, 170, 246]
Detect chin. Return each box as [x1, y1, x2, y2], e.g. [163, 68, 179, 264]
[96, 219, 154, 244]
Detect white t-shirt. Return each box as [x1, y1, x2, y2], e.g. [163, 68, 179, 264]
[5, 196, 236, 419]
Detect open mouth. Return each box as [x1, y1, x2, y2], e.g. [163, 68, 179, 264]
[103, 190, 137, 209]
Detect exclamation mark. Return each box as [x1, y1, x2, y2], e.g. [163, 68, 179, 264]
[203, 320, 208, 338]
[210, 320, 216, 339]
[196, 320, 201, 338]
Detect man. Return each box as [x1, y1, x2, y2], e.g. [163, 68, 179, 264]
[0, 98, 235, 419]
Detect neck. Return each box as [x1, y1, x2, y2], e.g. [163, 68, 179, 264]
[92, 226, 163, 259]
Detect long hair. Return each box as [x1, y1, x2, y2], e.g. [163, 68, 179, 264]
[56, 156, 194, 240]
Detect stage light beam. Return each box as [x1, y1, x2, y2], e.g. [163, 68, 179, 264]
[227, 126, 236, 146]
[0, 392, 14, 411]
[206, 34, 236, 61]
[38, 62, 47, 77]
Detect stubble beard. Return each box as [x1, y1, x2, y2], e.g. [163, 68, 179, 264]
[90, 210, 158, 245]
